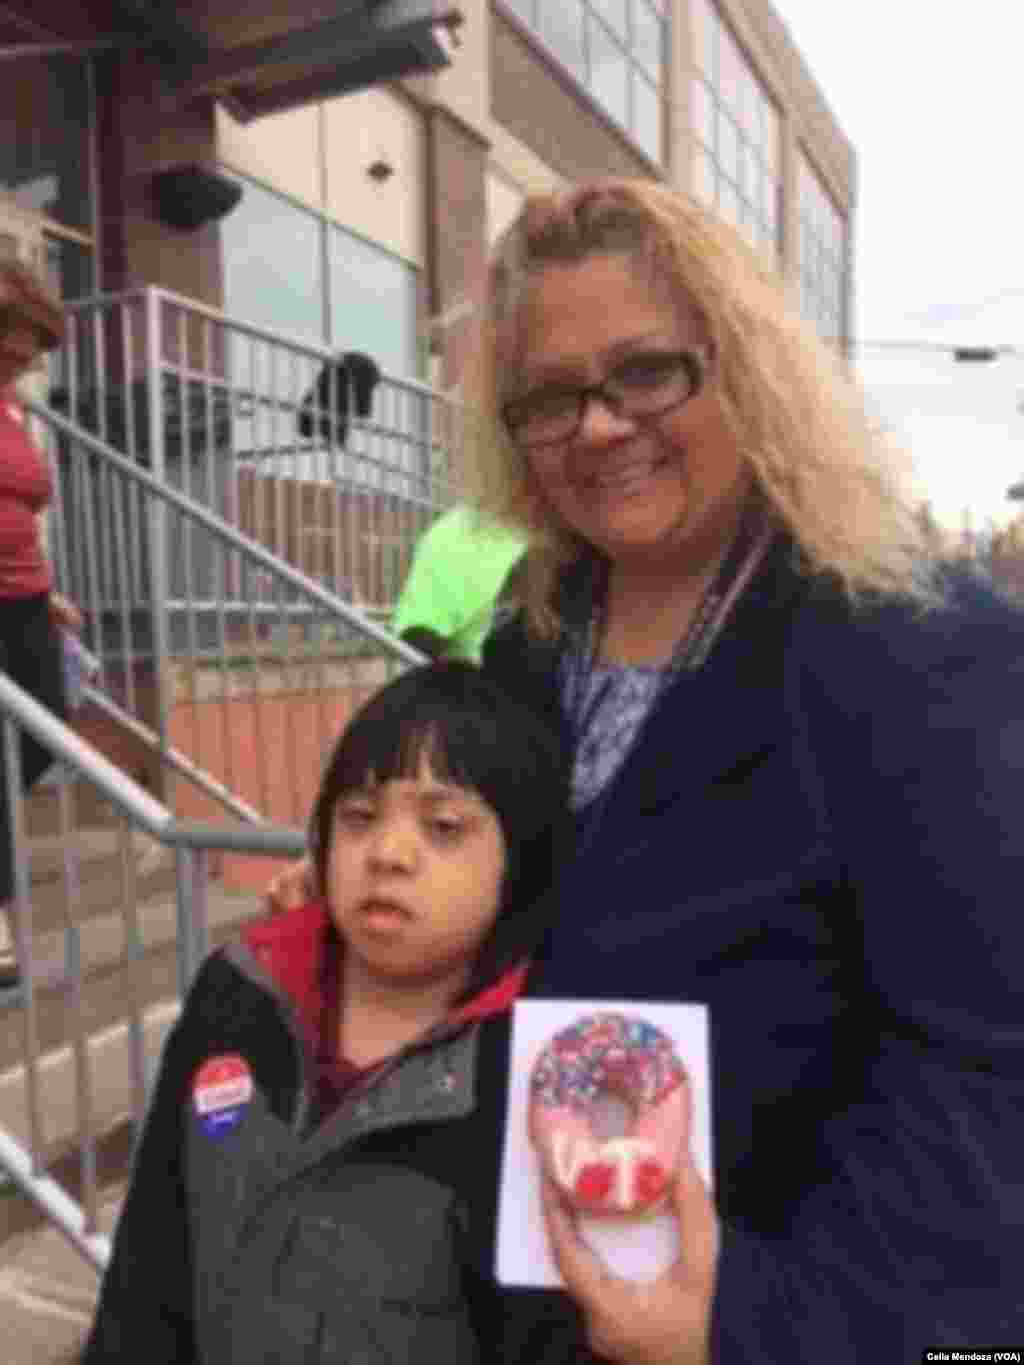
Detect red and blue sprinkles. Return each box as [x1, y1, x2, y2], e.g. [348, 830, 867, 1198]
[531, 1012, 685, 1112]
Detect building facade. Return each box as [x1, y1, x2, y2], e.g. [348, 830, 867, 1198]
[0, 0, 855, 389]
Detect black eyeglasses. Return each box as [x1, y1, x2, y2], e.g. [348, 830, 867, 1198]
[501, 347, 710, 450]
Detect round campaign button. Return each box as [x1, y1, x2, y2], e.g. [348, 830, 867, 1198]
[192, 1053, 253, 1141]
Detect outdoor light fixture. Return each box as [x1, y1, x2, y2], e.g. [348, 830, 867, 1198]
[367, 159, 395, 182]
[151, 164, 243, 231]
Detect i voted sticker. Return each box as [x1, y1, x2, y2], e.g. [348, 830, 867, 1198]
[193, 1054, 253, 1141]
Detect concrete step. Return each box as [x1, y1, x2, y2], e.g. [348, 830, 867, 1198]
[23, 826, 178, 938]
[0, 1181, 119, 1364]
[0, 883, 265, 1072]
[0, 885, 266, 1141]
[22, 776, 135, 842]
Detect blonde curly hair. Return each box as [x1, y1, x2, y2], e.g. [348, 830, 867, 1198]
[460, 177, 936, 637]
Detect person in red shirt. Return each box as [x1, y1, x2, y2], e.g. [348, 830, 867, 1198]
[0, 259, 81, 988]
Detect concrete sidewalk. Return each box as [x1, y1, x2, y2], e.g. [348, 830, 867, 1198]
[1, 1183, 120, 1364]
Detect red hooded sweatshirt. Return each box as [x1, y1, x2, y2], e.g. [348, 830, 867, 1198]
[242, 901, 527, 1120]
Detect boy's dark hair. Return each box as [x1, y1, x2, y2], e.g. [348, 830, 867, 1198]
[308, 661, 570, 993]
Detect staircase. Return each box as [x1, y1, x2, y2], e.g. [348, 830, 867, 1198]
[0, 778, 263, 1091]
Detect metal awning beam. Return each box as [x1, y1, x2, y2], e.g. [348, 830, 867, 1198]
[165, 0, 462, 100]
[227, 36, 454, 120]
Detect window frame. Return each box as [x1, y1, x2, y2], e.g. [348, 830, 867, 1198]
[218, 167, 422, 380]
[497, 0, 668, 166]
[689, 0, 782, 259]
[796, 148, 848, 345]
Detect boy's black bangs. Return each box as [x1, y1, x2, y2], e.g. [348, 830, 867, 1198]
[327, 706, 494, 803]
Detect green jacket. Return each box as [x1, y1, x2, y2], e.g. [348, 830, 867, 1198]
[391, 505, 526, 662]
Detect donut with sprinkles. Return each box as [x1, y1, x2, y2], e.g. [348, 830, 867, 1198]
[529, 1012, 691, 1217]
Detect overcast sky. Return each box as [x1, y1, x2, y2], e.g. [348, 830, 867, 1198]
[772, 0, 1024, 529]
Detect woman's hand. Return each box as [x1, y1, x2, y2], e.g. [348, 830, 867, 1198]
[266, 857, 315, 912]
[542, 1154, 719, 1365]
[49, 592, 83, 631]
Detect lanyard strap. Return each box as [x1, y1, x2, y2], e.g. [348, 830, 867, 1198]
[538, 503, 778, 945]
[566, 499, 776, 750]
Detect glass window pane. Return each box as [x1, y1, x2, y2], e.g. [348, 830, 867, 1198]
[719, 27, 742, 116]
[633, 72, 662, 163]
[593, 0, 628, 43]
[329, 226, 419, 379]
[718, 112, 740, 183]
[743, 139, 761, 200]
[0, 55, 92, 234]
[588, 16, 630, 129]
[740, 75, 762, 143]
[743, 86, 762, 152]
[797, 151, 847, 340]
[633, 0, 664, 81]
[539, 1, 586, 82]
[221, 176, 324, 343]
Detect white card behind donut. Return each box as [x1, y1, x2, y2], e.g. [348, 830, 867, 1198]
[496, 998, 713, 1288]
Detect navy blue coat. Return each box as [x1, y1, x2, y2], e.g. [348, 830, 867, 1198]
[483, 537, 1024, 1363]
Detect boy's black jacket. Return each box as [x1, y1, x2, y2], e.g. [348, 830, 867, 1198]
[80, 902, 589, 1364]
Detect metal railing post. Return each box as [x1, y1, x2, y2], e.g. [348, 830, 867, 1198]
[2, 716, 42, 1169]
[145, 289, 174, 784]
[173, 842, 211, 996]
[192, 846, 211, 974]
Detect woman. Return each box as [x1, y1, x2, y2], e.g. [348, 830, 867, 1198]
[467, 179, 1024, 1364]
[0, 259, 80, 988]
[269, 179, 1024, 1363]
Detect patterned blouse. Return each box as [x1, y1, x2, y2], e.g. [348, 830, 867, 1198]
[561, 657, 667, 812]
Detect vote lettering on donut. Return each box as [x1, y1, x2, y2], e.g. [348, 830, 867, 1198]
[529, 1012, 691, 1217]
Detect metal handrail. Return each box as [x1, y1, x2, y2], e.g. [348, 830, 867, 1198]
[79, 682, 265, 825]
[0, 670, 308, 1272]
[0, 672, 170, 841]
[27, 399, 425, 666]
[61, 282, 460, 407]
